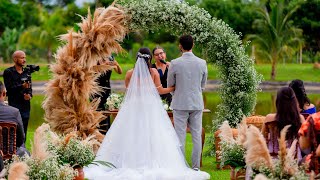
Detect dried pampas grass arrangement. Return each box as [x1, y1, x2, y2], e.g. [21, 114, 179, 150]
[7, 162, 29, 180]
[246, 124, 309, 179]
[42, 4, 128, 143]
[236, 117, 247, 146]
[31, 124, 51, 161]
[245, 125, 273, 169]
[219, 121, 234, 143]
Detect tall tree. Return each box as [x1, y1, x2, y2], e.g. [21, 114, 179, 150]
[19, 1, 41, 28]
[292, 0, 320, 55]
[0, 0, 24, 35]
[0, 27, 24, 62]
[246, 0, 303, 80]
[19, 7, 67, 63]
[200, 0, 259, 37]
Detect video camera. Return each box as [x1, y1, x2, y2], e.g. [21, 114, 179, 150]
[21, 65, 40, 94]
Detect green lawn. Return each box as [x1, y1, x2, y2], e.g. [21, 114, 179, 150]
[25, 131, 230, 180]
[1, 63, 320, 82]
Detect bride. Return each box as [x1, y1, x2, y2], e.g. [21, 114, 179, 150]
[84, 48, 210, 180]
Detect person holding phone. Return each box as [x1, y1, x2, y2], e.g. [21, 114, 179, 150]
[95, 55, 122, 134]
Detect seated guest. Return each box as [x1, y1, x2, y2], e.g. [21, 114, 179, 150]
[298, 111, 320, 172]
[262, 87, 305, 158]
[0, 81, 29, 157]
[289, 79, 316, 114]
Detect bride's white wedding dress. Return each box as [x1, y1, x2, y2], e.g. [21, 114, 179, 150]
[84, 57, 210, 180]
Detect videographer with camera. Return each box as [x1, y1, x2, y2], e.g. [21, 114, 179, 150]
[3, 50, 39, 142]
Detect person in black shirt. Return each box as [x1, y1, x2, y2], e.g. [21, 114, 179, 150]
[95, 56, 122, 134]
[3, 50, 32, 142]
[152, 46, 172, 105]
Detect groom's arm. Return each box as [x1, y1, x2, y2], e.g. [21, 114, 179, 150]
[167, 61, 175, 88]
[201, 61, 208, 91]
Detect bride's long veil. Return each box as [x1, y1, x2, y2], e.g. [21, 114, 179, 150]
[123, 57, 162, 108]
[94, 57, 185, 168]
[85, 57, 210, 179]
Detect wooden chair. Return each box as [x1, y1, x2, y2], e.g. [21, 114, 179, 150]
[0, 122, 17, 160]
[246, 115, 266, 130]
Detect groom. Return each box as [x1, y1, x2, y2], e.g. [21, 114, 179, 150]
[167, 35, 208, 170]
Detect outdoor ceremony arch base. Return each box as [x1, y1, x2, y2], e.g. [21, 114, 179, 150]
[43, 0, 261, 155]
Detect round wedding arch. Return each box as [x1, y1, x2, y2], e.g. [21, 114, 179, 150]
[119, 1, 262, 130]
[43, 0, 261, 155]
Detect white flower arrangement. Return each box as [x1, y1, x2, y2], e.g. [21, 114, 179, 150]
[23, 156, 77, 180]
[105, 93, 124, 111]
[118, 0, 262, 156]
[46, 133, 97, 168]
[162, 100, 172, 111]
[218, 121, 246, 169]
[3, 124, 109, 180]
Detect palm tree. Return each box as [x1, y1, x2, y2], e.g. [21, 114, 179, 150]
[246, 0, 304, 80]
[19, 7, 66, 63]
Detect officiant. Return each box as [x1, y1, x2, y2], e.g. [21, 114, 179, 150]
[152, 46, 172, 105]
[94, 55, 122, 134]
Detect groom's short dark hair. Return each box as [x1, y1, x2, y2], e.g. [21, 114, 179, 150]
[179, 35, 193, 51]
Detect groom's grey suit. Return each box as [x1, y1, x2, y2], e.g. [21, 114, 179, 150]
[167, 52, 207, 169]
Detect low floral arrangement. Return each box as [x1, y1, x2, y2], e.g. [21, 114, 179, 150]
[245, 125, 309, 179]
[105, 93, 124, 111]
[2, 124, 114, 179]
[218, 121, 247, 169]
[46, 132, 97, 168]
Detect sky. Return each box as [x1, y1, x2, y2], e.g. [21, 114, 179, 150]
[75, 0, 94, 7]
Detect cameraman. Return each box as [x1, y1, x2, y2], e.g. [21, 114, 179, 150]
[3, 50, 32, 142]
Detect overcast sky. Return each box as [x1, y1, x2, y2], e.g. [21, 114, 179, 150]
[75, 0, 94, 7]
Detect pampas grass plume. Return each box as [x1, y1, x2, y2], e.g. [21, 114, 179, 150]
[31, 124, 51, 160]
[8, 162, 29, 180]
[236, 117, 247, 146]
[219, 121, 234, 143]
[245, 125, 273, 169]
[254, 174, 269, 180]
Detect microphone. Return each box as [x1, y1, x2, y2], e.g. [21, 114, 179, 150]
[160, 59, 167, 64]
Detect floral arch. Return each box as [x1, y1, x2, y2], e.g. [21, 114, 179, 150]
[43, 0, 261, 154]
[119, 1, 262, 129]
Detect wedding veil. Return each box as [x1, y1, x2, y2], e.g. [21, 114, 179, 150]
[84, 53, 210, 179]
[122, 55, 161, 107]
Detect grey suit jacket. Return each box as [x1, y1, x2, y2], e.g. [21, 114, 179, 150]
[167, 52, 207, 110]
[0, 102, 25, 147]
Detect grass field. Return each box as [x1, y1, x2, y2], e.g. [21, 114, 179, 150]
[1, 63, 320, 82]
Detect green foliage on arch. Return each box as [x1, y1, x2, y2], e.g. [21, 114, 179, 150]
[119, 0, 262, 154]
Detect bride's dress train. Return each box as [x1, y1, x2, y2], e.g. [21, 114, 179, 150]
[84, 57, 210, 180]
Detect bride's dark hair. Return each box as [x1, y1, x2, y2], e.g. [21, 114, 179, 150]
[137, 47, 152, 68]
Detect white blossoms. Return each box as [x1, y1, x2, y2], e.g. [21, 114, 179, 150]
[162, 100, 172, 111]
[105, 93, 124, 111]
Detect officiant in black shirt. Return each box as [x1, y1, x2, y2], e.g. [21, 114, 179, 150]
[152, 46, 172, 105]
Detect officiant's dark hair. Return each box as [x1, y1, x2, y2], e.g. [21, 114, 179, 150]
[179, 35, 193, 51]
[137, 47, 152, 68]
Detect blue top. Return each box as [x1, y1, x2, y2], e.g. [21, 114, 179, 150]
[302, 106, 317, 114]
